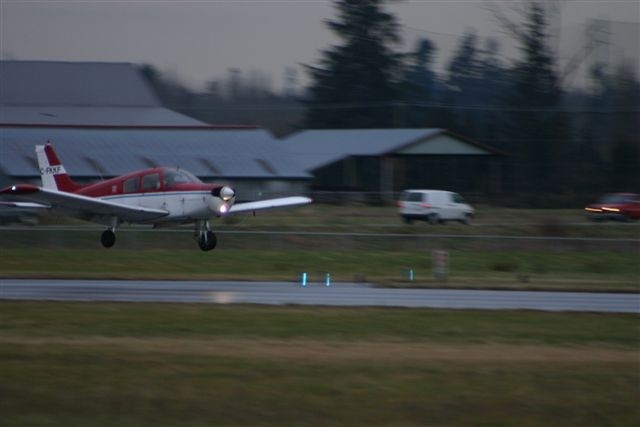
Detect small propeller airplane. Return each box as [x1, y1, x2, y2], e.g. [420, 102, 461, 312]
[0, 143, 312, 251]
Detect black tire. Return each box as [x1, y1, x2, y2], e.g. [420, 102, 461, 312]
[459, 214, 472, 225]
[428, 213, 440, 225]
[198, 231, 217, 251]
[101, 229, 116, 248]
[402, 215, 413, 224]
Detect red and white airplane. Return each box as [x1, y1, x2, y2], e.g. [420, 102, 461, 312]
[0, 143, 311, 250]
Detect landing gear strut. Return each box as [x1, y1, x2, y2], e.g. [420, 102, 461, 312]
[196, 220, 217, 251]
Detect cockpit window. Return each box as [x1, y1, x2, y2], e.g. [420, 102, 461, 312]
[141, 173, 161, 191]
[163, 168, 202, 186]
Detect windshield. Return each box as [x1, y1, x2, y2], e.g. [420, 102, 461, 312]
[598, 194, 633, 204]
[163, 168, 202, 186]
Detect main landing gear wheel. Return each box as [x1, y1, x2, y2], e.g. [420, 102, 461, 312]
[101, 229, 116, 248]
[198, 230, 217, 251]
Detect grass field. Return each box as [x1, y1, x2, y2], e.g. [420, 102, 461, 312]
[2, 205, 638, 291]
[1, 247, 638, 291]
[1, 302, 639, 426]
[1, 206, 638, 425]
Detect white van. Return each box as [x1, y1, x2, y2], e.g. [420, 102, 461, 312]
[398, 189, 474, 224]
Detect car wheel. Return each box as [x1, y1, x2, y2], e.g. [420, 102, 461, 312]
[428, 213, 440, 225]
[459, 214, 472, 225]
[402, 216, 413, 224]
[622, 214, 634, 222]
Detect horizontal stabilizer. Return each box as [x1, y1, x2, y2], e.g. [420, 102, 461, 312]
[0, 185, 169, 223]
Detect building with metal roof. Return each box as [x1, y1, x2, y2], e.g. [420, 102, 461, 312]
[0, 127, 311, 200]
[282, 128, 504, 198]
[0, 60, 206, 126]
[0, 61, 311, 200]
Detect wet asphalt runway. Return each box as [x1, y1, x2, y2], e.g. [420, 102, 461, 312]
[1, 279, 638, 313]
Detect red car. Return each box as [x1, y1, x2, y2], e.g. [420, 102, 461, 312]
[585, 193, 640, 221]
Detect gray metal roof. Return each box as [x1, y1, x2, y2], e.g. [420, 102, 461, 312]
[0, 106, 207, 127]
[0, 127, 311, 180]
[0, 61, 207, 126]
[282, 128, 484, 170]
[1, 61, 159, 106]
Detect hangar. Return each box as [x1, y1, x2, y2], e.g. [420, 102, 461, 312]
[0, 61, 310, 199]
[282, 128, 504, 200]
[0, 60, 206, 127]
[0, 127, 311, 200]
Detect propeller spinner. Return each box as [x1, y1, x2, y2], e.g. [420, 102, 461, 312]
[212, 185, 235, 202]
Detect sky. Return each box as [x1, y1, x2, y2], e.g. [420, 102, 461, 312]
[2, 0, 639, 92]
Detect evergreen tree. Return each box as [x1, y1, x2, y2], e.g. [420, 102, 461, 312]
[402, 37, 439, 127]
[502, 3, 565, 193]
[607, 64, 640, 190]
[446, 32, 481, 97]
[304, 0, 404, 128]
[442, 32, 483, 136]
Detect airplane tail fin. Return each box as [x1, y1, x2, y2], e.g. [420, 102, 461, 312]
[35, 143, 82, 192]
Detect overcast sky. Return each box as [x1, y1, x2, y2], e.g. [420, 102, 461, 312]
[2, 1, 639, 92]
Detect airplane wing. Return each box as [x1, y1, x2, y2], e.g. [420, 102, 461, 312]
[229, 196, 312, 215]
[0, 184, 169, 223]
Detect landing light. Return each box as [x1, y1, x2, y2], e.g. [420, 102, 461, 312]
[219, 204, 229, 215]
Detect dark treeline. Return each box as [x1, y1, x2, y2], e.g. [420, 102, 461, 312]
[142, 0, 639, 199]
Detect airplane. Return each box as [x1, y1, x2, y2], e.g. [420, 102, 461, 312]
[0, 143, 312, 251]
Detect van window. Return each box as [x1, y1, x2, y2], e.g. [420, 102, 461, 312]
[123, 177, 139, 193]
[142, 173, 160, 191]
[407, 192, 424, 202]
[452, 193, 465, 203]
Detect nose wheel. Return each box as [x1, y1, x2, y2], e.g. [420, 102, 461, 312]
[196, 220, 217, 251]
[198, 230, 217, 251]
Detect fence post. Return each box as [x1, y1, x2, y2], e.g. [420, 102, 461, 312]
[432, 250, 449, 282]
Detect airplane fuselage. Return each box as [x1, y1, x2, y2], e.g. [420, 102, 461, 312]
[71, 167, 231, 224]
[2, 143, 311, 250]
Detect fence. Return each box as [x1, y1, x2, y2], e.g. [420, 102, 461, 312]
[1, 227, 638, 252]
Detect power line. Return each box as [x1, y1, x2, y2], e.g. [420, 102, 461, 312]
[170, 101, 639, 114]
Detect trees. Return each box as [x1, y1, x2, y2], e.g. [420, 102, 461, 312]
[600, 64, 640, 190]
[402, 37, 440, 128]
[304, 0, 404, 128]
[498, 2, 565, 192]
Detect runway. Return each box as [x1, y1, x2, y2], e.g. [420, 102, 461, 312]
[1, 279, 638, 313]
